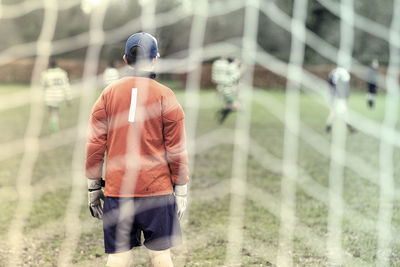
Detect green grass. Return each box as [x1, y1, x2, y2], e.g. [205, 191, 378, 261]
[1, 83, 400, 266]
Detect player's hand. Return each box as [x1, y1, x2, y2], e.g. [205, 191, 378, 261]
[87, 178, 104, 220]
[174, 184, 187, 220]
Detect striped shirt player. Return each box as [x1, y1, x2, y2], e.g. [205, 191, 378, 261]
[213, 57, 242, 124]
[41, 59, 71, 132]
[41, 66, 71, 108]
[211, 57, 230, 87]
[212, 58, 241, 102]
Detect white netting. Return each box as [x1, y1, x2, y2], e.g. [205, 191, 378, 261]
[0, 0, 399, 266]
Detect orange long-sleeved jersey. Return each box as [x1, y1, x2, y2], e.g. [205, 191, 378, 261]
[85, 76, 189, 197]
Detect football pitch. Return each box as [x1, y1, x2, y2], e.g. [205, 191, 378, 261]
[1, 84, 400, 266]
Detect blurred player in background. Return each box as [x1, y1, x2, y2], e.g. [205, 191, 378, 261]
[41, 58, 71, 132]
[212, 56, 229, 92]
[212, 57, 241, 124]
[326, 67, 355, 133]
[85, 32, 189, 267]
[366, 59, 379, 109]
[103, 59, 120, 87]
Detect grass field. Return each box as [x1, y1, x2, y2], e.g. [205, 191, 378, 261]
[1, 83, 400, 266]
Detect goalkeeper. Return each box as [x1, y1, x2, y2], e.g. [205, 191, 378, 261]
[40, 58, 71, 132]
[85, 32, 189, 267]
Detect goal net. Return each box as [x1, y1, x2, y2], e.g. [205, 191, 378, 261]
[0, 0, 399, 266]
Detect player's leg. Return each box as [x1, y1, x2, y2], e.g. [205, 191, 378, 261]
[218, 103, 232, 124]
[218, 87, 235, 124]
[216, 85, 227, 123]
[371, 92, 376, 108]
[139, 195, 182, 267]
[106, 249, 133, 267]
[147, 248, 173, 267]
[339, 100, 356, 133]
[367, 94, 374, 108]
[367, 83, 376, 108]
[103, 197, 141, 267]
[326, 107, 335, 133]
[48, 106, 60, 132]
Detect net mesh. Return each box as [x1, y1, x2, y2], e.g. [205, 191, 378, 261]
[1, 0, 400, 266]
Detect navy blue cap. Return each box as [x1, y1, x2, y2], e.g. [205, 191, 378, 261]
[125, 32, 159, 59]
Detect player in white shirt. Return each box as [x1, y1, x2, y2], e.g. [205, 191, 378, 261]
[212, 56, 230, 90]
[41, 58, 71, 132]
[212, 57, 242, 123]
[326, 67, 355, 133]
[103, 60, 119, 87]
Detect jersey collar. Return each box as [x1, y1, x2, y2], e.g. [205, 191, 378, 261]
[127, 69, 156, 79]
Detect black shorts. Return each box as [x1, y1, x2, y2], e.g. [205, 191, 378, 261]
[102, 194, 181, 253]
[368, 83, 377, 94]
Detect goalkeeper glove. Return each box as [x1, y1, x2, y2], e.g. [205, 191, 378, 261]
[174, 184, 188, 220]
[88, 178, 104, 220]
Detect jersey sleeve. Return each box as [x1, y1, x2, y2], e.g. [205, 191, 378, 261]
[85, 94, 108, 179]
[162, 90, 189, 185]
